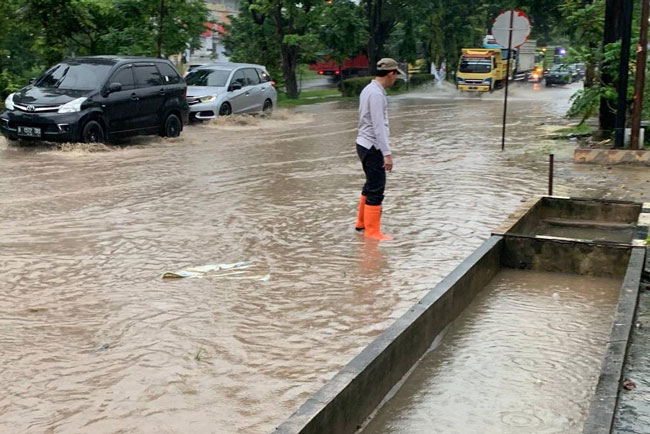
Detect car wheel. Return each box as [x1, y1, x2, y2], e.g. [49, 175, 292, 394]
[162, 113, 182, 138]
[81, 120, 105, 143]
[219, 103, 232, 116]
[546, 81, 552, 87]
[262, 99, 273, 116]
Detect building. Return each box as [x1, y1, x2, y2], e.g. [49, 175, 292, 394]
[188, 0, 239, 65]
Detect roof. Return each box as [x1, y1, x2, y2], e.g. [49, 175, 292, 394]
[194, 62, 267, 71]
[202, 22, 225, 37]
[63, 56, 172, 65]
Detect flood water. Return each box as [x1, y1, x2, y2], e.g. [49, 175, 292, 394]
[362, 269, 621, 434]
[0, 82, 645, 433]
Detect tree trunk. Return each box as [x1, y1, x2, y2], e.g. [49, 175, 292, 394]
[273, 2, 299, 99]
[281, 45, 299, 98]
[156, 0, 165, 58]
[599, 0, 622, 134]
[366, 0, 383, 75]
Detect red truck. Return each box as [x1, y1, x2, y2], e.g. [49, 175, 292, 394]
[309, 54, 369, 79]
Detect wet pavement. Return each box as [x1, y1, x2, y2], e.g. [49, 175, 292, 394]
[0, 82, 649, 433]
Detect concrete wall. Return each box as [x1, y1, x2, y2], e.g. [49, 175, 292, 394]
[575, 149, 650, 166]
[582, 247, 647, 434]
[505, 197, 642, 236]
[502, 235, 632, 277]
[273, 236, 503, 434]
[275, 198, 648, 434]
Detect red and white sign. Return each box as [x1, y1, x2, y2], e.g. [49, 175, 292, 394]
[492, 10, 532, 49]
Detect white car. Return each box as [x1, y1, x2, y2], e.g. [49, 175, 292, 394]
[185, 63, 277, 119]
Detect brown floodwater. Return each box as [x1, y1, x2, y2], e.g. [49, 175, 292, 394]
[361, 269, 621, 434]
[0, 82, 644, 433]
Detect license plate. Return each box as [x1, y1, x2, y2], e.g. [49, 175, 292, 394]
[17, 126, 41, 137]
[469, 86, 477, 90]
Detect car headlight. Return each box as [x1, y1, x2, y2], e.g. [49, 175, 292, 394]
[4, 93, 15, 111]
[456, 77, 464, 84]
[483, 78, 492, 84]
[58, 97, 87, 114]
[199, 95, 216, 103]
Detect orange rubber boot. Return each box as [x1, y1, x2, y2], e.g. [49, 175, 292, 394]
[364, 205, 392, 241]
[355, 195, 366, 231]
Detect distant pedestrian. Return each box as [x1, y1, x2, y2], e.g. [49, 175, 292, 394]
[354, 58, 403, 241]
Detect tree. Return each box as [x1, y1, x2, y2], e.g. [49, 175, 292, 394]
[253, 0, 322, 99]
[107, 0, 210, 58]
[316, 0, 367, 65]
[223, 1, 283, 84]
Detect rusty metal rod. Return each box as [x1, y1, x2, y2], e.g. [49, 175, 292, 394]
[548, 153, 554, 196]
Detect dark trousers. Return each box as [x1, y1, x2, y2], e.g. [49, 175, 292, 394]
[357, 144, 385, 206]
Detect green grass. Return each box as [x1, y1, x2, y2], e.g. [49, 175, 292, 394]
[297, 64, 323, 81]
[277, 89, 348, 107]
[556, 123, 595, 136]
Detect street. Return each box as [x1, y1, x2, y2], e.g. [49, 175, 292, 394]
[0, 82, 648, 433]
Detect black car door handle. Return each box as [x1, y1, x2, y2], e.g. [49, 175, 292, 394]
[130, 93, 139, 101]
[159, 89, 166, 95]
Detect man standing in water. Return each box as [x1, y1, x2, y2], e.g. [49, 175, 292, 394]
[354, 58, 403, 241]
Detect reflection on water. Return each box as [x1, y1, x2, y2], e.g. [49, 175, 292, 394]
[362, 269, 620, 434]
[0, 83, 638, 433]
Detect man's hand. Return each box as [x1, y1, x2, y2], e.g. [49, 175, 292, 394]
[383, 155, 393, 172]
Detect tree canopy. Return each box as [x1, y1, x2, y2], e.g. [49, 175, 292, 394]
[0, 0, 210, 98]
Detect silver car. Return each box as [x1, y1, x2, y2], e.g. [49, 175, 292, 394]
[185, 63, 277, 119]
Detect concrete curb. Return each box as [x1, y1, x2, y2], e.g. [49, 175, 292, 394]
[574, 149, 650, 166]
[273, 236, 503, 434]
[582, 247, 647, 434]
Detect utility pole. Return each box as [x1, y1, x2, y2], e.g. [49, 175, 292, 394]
[630, 0, 650, 150]
[614, 0, 634, 148]
[600, 0, 622, 135]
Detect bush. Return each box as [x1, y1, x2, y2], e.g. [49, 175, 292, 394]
[339, 76, 372, 97]
[338, 76, 406, 97]
[408, 73, 435, 87]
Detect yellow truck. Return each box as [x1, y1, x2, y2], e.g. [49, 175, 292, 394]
[456, 48, 510, 92]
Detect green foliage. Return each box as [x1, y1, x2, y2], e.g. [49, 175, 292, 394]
[408, 73, 435, 87]
[316, 0, 367, 64]
[223, 2, 283, 86]
[105, 0, 210, 57]
[0, 0, 209, 99]
[567, 86, 607, 125]
[339, 76, 374, 97]
[338, 76, 405, 97]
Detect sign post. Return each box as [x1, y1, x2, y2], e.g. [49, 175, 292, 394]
[492, 10, 531, 151]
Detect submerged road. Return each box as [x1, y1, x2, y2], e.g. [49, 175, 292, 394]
[0, 82, 648, 433]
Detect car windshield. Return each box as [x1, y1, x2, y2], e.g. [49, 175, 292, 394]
[185, 69, 230, 87]
[550, 64, 566, 72]
[35, 62, 112, 90]
[459, 58, 491, 73]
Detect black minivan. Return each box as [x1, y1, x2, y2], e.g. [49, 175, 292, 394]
[0, 56, 189, 143]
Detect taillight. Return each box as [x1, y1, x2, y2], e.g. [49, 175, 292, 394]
[270, 81, 276, 87]
[318, 70, 324, 75]
[335, 70, 340, 75]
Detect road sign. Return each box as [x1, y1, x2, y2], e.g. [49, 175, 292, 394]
[492, 10, 531, 49]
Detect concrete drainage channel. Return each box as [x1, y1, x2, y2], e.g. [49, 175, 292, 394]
[274, 196, 649, 434]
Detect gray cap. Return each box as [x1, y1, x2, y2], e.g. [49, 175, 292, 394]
[377, 58, 405, 75]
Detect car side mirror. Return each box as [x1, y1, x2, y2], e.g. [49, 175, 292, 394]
[108, 82, 122, 93]
[229, 82, 242, 92]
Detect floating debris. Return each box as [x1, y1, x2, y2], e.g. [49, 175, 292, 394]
[623, 379, 637, 391]
[162, 262, 270, 281]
